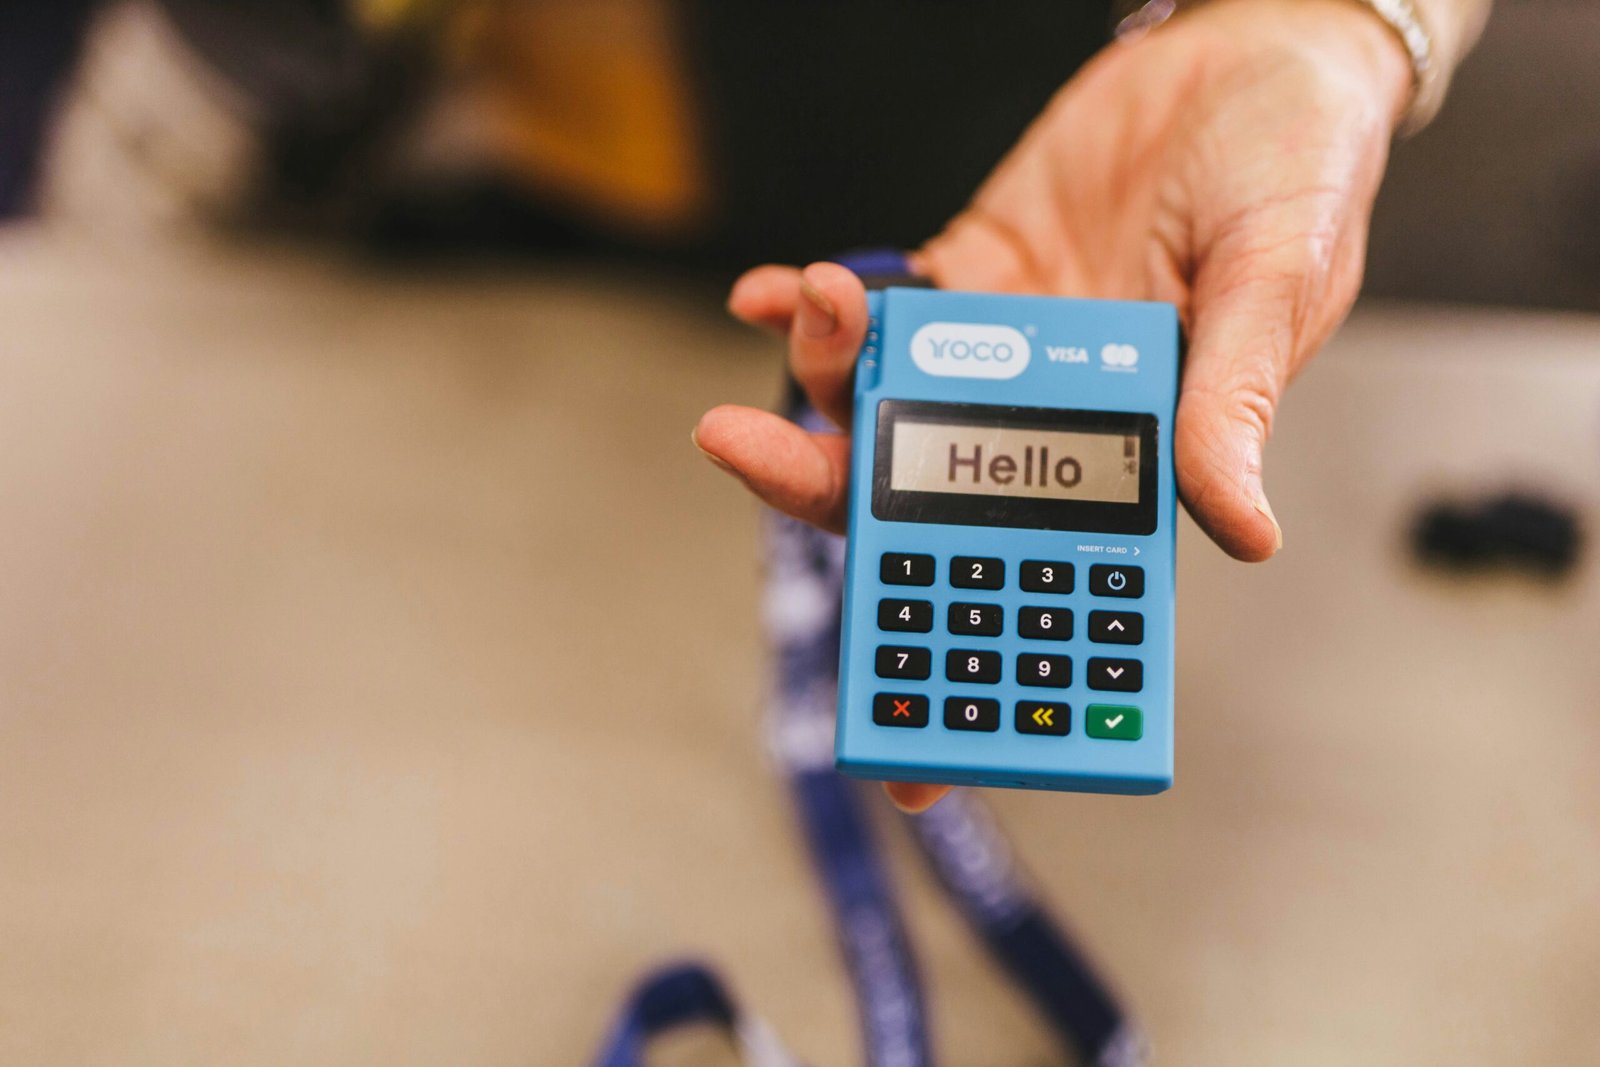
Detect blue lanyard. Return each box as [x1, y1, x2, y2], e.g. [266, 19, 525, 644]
[594, 253, 1146, 1067]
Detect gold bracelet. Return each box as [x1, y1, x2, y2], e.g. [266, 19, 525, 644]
[1108, 0, 1444, 136]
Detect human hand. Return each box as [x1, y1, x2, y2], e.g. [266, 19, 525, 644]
[694, 0, 1412, 813]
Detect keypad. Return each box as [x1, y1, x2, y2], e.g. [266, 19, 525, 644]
[879, 598, 933, 633]
[1088, 564, 1143, 599]
[1017, 653, 1072, 688]
[944, 697, 1000, 732]
[951, 556, 1004, 590]
[874, 693, 929, 728]
[948, 602, 1003, 637]
[877, 645, 931, 680]
[1018, 606, 1072, 641]
[947, 649, 1002, 684]
[1088, 610, 1143, 645]
[882, 553, 936, 586]
[871, 552, 1148, 741]
[1020, 560, 1073, 594]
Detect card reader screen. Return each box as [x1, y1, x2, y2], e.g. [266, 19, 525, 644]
[889, 421, 1140, 504]
[872, 400, 1159, 534]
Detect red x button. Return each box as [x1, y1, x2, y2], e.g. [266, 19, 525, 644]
[873, 693, 928, 728]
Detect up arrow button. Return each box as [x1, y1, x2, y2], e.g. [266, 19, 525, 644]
[1089, 611, 1144, 645]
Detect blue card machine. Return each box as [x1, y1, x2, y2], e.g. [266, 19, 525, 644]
[836, 288, 1179, 795]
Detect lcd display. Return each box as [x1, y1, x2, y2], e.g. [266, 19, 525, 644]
[871, 400, 1159, 534]
[889, 421, 1140, 503]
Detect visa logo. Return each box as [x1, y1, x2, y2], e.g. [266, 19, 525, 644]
[1046, 346, 1089, 364]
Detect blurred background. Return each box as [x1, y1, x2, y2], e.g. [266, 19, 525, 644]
[1, 1, 1597, 1064]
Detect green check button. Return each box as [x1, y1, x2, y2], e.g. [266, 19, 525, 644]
[1086, 704, 1142, 741]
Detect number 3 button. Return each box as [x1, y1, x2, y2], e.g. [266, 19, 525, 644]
[1020, 560, 1073, 594]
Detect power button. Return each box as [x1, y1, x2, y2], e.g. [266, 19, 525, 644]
[1089, 564, 1144, 599]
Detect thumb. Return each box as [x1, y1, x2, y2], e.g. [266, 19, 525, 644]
[1177, 233, 1348, 561]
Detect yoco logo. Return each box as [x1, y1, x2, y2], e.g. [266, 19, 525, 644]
[910, 322, 1031, 379]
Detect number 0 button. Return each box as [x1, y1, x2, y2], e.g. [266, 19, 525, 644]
[1020, 560, 1073, 594]
[951, 556, 1004, 590]
[944, 697, 1000, 732]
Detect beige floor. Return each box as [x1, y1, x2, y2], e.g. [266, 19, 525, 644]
[2, 233, 1598, 1066]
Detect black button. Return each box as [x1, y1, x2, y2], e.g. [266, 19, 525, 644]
[1088, 564, 1143, 598]
[1017, 653, 1072, 688]
[1087, 657, 1143, 692]
[874, 693, 929, 728]
[1018, 606, 1072, 641]
[878, 598, 933, 633]
[951, 556, 1004, 590]
[876, 645, 931, 680]
[944, 697, 1000, 732]
[948, 602, 1003, 637]
[1019, 560, 1073, 594]
[881, 553, 935, 586]
[1088, 610, 1143, 645]
[946, 649, 1002, 684]
[1015, 701, 1070, 736]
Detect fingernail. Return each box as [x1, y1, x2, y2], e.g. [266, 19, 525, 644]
[797, 275, 838, 339]
[691, 428, 745, 481]
[726, 272, 758, 313]
[1253, 491, 1284, 552]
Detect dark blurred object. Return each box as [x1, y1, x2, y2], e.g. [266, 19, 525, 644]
[678, 1, 1110, 268]
[1412, 491, 1584, 578]
[156, 0, 436, 216]
[0, 1, 95, 217]
[1368, 1, 1600, 310]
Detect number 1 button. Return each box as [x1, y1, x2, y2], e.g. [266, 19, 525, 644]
[881, 553, 934, 586]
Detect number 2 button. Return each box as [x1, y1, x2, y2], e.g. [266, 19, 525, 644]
[951, 556, 1004, 590]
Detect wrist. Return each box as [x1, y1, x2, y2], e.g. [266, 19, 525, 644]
[1119, 0, 1423, 135]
